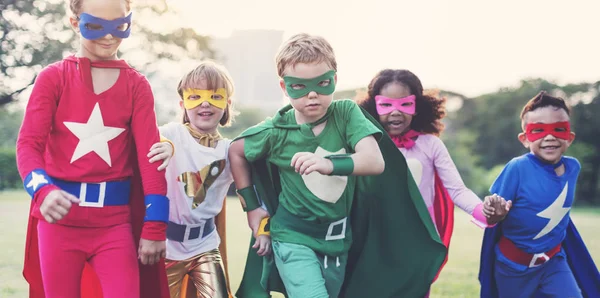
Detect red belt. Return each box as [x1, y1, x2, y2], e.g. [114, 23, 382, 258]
[498, 236, 561, 268]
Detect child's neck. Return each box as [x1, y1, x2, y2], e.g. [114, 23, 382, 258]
[530, 153, 565, 176]
[186, 123, 218, 135]
[185, 123, 221, 148]
[294, 110, 326, 125]
[76, 49, 118, 62]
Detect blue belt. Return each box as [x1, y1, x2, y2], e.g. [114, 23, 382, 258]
[167, 219, 215, 242]
[53, 178, 131, 207]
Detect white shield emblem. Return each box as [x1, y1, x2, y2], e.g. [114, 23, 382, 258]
[406, 158, 423, 186]
[301, 147, 348, 204]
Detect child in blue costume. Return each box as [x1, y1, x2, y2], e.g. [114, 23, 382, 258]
[479, 91, 600, 298]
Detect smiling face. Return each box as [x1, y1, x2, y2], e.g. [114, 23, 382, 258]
[377, 82, 414, 136]
[181, 77, 228, 134]
[70, 0, 130, 61]
[518, 106, 575, 164]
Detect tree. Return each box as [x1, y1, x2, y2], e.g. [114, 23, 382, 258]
[444, 79, 600, 205]
[570, 82, 600, 205]
[0, 0, 213, 105]
[0, 0, 77, 105]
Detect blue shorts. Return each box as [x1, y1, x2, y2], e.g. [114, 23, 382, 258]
[495, 255, 582, 298]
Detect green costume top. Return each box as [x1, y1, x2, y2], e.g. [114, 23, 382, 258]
[235, 100, 447, 298]
[243, 99, 380, 256]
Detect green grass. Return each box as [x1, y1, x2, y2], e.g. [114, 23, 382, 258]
[1, 191, 598, 297]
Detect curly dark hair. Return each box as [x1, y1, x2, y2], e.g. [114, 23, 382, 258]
[355, 69, 446, 136]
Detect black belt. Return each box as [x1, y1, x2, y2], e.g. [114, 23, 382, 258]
[166, 218, 216, 242]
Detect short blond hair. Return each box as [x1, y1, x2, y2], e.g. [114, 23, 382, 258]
[69, 0, 131, 16]
[275, 33, 337, 77]
[177, 60, 236, 126]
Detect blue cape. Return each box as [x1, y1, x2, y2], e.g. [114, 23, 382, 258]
[479, 219, 600, 298]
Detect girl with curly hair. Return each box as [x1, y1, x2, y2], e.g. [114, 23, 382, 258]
[356, 69, 508, 296]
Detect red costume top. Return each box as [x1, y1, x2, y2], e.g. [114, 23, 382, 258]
[16, 56, 170, 298]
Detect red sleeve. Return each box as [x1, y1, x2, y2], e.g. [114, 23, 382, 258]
[16, 66, 60, 180]
[131, 75, 166, 196]
[131, 74, 168, 240]
[141, 222, 167, 241]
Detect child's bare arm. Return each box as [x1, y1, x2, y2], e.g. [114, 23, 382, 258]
[351, 135, 385, 175]
[229, 139, 253, 190]
[291, 135, 384, 176]
[229, 139, 270, 235]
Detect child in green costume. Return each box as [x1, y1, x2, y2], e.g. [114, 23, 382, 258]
[230, 33, 447, 298]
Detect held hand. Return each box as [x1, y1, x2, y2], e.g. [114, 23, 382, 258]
[40, 189, 80, 223]
[247, 208, 269, 236]
[290, 152, 334, 175]
[483, 194, 512, 225]
[148, 142, 173, 171]
[138, 238, 166, 265]
[253, 235, 272, 256]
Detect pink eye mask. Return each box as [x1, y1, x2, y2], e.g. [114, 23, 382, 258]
[374, 95, 416, 115]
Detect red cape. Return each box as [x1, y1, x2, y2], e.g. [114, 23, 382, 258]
[23, 152, 169, 298]
[431, 171, 455, 282]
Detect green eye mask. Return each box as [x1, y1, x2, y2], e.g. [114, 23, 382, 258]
[283, 70, 336, 99]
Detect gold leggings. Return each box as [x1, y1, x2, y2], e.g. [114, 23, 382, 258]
[166, 249, 229, 298]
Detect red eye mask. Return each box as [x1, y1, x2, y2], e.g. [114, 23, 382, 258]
[525, 121, 571, 142]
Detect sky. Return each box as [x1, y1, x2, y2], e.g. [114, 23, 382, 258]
[158, 0, 599, 97]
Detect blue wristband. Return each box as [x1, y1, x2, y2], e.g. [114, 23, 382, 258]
[144, 194, 169, 223]
[23, 169, 53, 198]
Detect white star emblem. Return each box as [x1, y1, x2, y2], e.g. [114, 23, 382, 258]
[534, 182, 570, 240]
[64, 103, 125, 167]
[26, 172, 48, 191]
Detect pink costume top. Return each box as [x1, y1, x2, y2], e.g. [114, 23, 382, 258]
[398, 134, 487, 228]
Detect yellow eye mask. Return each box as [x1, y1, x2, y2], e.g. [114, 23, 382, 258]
[182, 88, 228, 110]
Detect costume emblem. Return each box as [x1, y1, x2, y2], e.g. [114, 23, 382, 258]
[406, 158, 423, 186]
[534, 182, 570, 239]
[26, 171, 49, 192]
[63, 103, 125, 167]
[301, 147, 348, 204]
[177, 159, 226, 209]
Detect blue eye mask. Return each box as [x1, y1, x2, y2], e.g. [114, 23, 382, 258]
[78, 12, 132, 40]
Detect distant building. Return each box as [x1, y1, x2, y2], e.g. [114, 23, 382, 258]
[212, 30, 286, 113]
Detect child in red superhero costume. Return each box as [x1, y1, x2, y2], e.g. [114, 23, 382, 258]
[16, 0, 171, 297]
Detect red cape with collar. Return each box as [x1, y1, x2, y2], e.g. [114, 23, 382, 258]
[22, 57, 169, 298]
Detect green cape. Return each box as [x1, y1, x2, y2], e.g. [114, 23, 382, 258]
[235, 103, 447, 298]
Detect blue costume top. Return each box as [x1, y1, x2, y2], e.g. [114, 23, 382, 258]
[479, 153, 600, 297]
[491, 153, 579, 269]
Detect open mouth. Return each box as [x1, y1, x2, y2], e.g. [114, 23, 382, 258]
[540, 145, 559, 150]
[197, 111, 214, 117]
[387, 120, 404, 129]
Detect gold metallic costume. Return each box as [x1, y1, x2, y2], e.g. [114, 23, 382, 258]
[166, 128, 231, 298]
[166, 249, 229, 298]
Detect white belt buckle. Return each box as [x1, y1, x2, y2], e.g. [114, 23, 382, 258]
[325, 217, 347, 241]
[184, 222, 205, 242]
[79, 182, 106, 208]
[529, 252, 549, 268]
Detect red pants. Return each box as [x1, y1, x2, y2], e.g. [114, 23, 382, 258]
[37, 221, 140, 298]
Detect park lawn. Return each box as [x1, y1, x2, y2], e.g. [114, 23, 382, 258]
[1, 191, 598, 297]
